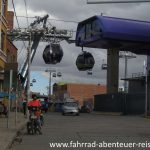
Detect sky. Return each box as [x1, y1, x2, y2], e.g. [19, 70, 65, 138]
[8, 0, 149, 94]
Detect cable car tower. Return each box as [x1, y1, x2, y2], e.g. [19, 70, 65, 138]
[7, 14, 73, 87]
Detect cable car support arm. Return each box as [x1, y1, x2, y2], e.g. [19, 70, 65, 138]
[7, 14, 73, 87]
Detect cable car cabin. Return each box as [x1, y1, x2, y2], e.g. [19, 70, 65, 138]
[43, 43, 63, 64]
[76, 15, 150, 55]
[57, 72, 62, 77]
[101, 64, 107, 70]
[30, 83, 33, 86]
[32, 79, 36, 83]
[53, 73, 56, 77]
[76, 51, 95, 71]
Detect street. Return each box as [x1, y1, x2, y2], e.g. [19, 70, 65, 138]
[9, 112, 150, 150]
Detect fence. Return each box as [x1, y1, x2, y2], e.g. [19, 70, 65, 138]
[94, 93, 146, 115]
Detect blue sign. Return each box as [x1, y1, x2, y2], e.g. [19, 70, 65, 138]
[0, 92, 9, 98]
[0, 92, 16, 100]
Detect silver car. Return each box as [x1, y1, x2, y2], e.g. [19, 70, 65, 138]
[62, 102, 80, 116]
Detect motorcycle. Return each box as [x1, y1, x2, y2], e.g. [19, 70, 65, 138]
[27, 106, 42, 135]
[0, 102, 8, 117]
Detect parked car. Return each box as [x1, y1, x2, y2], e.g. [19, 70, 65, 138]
[62, 101, 80, 116]
[63, 98, 75, 103]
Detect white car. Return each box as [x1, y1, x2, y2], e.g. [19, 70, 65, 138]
[62, 101, 80, 116]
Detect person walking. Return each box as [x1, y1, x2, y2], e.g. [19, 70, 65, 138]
[22, 98, 27, 117]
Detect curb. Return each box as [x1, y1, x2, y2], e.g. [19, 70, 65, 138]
[143, 115, 150, 119]
[91, 111, 123, 116]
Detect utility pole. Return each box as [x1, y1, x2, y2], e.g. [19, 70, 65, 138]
[145, 61, 148, 116]
[7, 70, 13, 128]
[26, 32, 31, 117]
[45, 69, 56, 100]
[145, 55, 150, 116]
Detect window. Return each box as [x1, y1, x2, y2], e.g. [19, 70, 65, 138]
[2, 0, 6, 17]
[79, 25, 85, 41]
[92, 20, 101, 35]
[85, 23, 92, 39]
[6, 50, 10, 62]
[1, 31, 5, 51]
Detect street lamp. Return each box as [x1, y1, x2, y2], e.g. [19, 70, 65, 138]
[45, 69, 56, 100]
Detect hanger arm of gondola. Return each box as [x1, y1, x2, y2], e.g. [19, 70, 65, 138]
[66, 39, 76, 44]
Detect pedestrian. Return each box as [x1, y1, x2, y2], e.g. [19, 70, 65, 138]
[22, 98, 27, 117]
[44, 98, 49, 113]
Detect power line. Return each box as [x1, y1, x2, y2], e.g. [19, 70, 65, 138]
[48, 18, 78, 23]
[16, 15, 35, 18]
[12, 0, 20, 28]
[16, 15, 79, 23]
[23, 0, 29, 27]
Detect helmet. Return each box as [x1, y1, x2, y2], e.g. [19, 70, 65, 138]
[32, 94, 37, 99]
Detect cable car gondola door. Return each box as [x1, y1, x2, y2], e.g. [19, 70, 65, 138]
[76, 51, 95, 71]
[43, 43, 63, 64]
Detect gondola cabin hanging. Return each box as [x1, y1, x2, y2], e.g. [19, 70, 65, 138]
[30, 83, 33, 86]
[32, 79, 36, 83]
[101, 59, 107, 70]
[43, 43, 63, 64]
[53, 73, 56, 77]
[76, 51, 95, 71]
[57, 72, 62, 77]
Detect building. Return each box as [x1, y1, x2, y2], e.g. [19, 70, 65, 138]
[94, 73, 150, 115]
[53, 83, 107, 106]
[0, 0, 18, 95]
[125, 73, 149, 94]
[3, 11, 18, 91]
[0, 0, 8, 91]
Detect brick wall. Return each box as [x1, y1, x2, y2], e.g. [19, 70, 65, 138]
[7, 11, 14, 30]
[67, 84, 106, 106]
[53, 83, 107, 106]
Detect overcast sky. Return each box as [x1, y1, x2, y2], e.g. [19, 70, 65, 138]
[8, 0, 149, 93]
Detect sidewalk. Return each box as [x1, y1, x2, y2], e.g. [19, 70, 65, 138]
[91, 111, 123, 116]
[0, 112, 27, 150]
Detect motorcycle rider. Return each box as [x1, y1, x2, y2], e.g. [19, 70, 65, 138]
[27, 94, 42, 134]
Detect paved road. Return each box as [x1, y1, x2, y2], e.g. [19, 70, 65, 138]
[9, 112, 150, 150]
